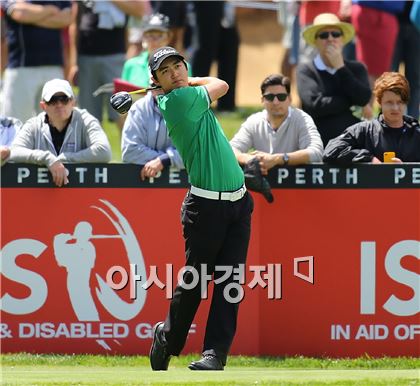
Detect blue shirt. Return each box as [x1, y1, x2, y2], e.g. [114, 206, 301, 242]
[352, 1, 405, 14]
[121, 92, 184, 168]
[2, 0, 71, 68]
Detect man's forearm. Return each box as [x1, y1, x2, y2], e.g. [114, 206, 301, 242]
[188, 77, 223, 87]
[189, 77, 229, 102]
[232, 148, 254, 165]
[8, 3, 58, 24]
[34, 8, 72, 29]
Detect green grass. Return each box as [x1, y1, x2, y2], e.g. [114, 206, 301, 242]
[102, 107, 260, 163]
[2, 354, 419, 385]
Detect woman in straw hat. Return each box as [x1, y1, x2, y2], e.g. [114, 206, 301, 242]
[297, 13, 371, 146]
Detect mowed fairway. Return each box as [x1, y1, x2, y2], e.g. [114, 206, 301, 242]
[3, 367, 419, 385]
[2, 355, 419, 385]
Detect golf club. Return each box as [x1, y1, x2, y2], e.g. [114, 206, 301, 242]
[109, 86, 161, 115]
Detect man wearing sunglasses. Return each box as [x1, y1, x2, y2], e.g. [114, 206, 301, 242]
[8, 79, 112, 187]
[297, 13, 372, 146]
[230, 73, 323, 175]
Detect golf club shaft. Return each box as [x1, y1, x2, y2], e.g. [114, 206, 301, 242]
[128, 86, 161, 95]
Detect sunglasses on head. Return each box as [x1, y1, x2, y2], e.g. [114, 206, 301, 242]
[316, 31, 343, 40]
[46, 95, 71, 105]
[263, 93, 288, 102]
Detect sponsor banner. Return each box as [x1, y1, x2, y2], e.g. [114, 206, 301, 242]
[0, 189, 259, 355]
[258, 189, 419, 357]
[2, 163, 420, 188]
[1, 166, 419, 357]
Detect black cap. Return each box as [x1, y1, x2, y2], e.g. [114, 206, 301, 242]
[149, 46, 185, 73]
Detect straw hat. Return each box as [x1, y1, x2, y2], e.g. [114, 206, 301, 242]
[302, 13, 355, 46]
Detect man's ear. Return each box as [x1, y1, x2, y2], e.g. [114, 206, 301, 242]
[151, 75, 160, 87]
[40, 101, 47, 111]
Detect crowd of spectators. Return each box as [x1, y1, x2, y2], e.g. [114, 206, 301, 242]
[1, 1, 419, 188]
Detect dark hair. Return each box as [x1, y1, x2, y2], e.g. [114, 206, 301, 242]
[373, 72, 410, 104]
[260, 74, 291, 95]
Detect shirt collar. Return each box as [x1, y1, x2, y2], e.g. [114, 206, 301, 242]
[264, 106, 292, 131]
[314, 54, 337, 75]
[44, 112, 73, 133]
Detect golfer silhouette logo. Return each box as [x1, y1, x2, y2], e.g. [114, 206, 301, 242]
[53, 200, 147, 323]
[54, 221, 99, 321]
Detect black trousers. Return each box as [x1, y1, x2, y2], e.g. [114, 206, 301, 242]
[191, 1, 239, 111]
[163, 191, 253, 365]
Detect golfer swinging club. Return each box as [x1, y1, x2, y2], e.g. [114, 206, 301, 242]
[148, 47, 253, 371]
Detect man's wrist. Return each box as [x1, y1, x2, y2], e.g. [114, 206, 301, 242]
[158, 154, 170, 168]
[275, 153, 289, 165]
[238, 153, 253, 165]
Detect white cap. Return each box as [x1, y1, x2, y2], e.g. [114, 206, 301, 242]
[41, 79, 74, 102]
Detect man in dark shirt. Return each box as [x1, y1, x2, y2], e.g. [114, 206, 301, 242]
[323, 72, 420, 164]
[297, 13, 371, 146]
[68, 0, 146, 123]
[1, 0, 72, 122]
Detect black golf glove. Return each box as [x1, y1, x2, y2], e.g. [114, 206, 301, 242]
[243, 158, 274, 203]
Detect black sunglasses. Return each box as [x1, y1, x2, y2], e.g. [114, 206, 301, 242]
[46, 95, 71, 105]
[316, 31, 343, 40]
[263, 93, 288, 102]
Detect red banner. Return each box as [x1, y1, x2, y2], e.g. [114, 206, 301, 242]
[1, 187, 419, 357]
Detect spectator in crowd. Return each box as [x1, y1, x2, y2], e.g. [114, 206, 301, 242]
[121, 88, 184, 180]
[323, 72, 420, 165]
[0, 115, 22, 163]
[68, 0, 146, 123]
[278, 1, 356, 93]
[298, 0, 342, 63]
[190, 1, 239, 112]
[125, 15, 144, 60]
[1, 0, 72, 122]
[8, 79, 112, 187]
[278, 1, 301, 80]
[121, 13, 173, 88]
[392, 1, 420, 120]
[120, 13, 191, 131]
[297, 13, 371, 146]
[230, 74, 323, 174]
[351, 0, 404, 88]
[151, 1, 187, 53]
[125, 1, 154, 60]
[349, 0, 404, 116]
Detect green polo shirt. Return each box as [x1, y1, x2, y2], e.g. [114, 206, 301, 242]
[121, 51, 150, 87]
[158, 86, 244, 191]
